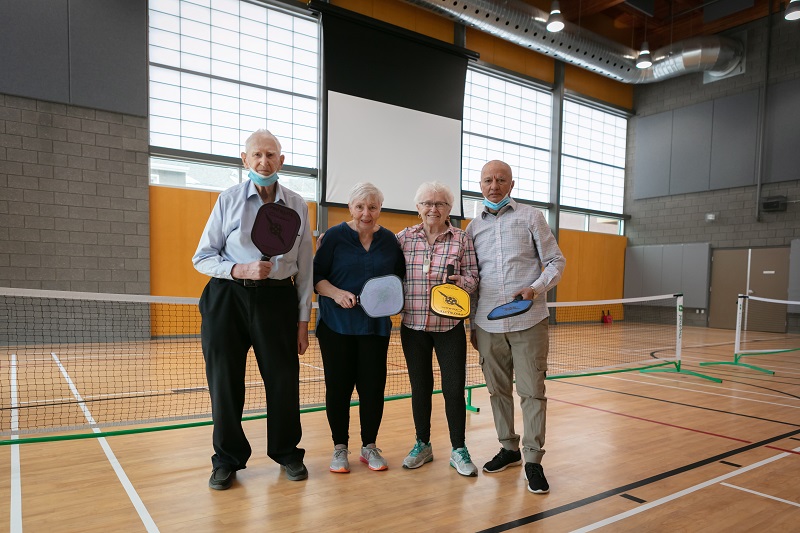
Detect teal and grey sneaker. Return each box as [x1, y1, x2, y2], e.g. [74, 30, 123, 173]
[330, 445, 350, 473]
[450, 447, 478, 477]
[360, 444, 388, 471]
[402, 439, 433, 469]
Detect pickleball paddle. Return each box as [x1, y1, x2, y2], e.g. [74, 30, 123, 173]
[487, 295, 533, 320]
[251, 203, 301, 261]
[429, 264, 470, 319]
[356, 274, 404, 318]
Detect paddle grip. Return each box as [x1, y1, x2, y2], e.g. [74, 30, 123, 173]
[447, 264, 455, 278]
[261, 254, 271, 262]
[514, 295, 523, 301]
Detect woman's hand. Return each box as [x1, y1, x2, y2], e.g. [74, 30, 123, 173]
[333, 289, 357, 308]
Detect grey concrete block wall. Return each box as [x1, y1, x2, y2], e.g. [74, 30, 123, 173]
[0, 93, 149, 294]
[627, 14, 800, 247]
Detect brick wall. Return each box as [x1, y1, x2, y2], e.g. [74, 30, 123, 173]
[626, 14, 800, 247]
[0, 94, 149, 294]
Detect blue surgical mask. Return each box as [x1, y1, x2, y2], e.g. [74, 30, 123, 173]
[483, 196, 511, 211]
[247, 168, 279, 187]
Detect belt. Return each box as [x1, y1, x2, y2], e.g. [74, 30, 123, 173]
[231, 277, 293, 287]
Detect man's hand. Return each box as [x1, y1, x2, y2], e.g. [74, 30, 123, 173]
[514, 286, 536, 301]
[297, 322, 309, 355]
[231, 261, 272, 280]
[470, 329, 478, 351]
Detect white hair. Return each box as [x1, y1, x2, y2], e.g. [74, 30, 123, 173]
[244, 129, 282, 154]
[349, 182, 384, 206]
[414, 181, 454, 206]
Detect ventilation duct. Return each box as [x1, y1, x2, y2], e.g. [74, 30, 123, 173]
[400, 0, 744, 84]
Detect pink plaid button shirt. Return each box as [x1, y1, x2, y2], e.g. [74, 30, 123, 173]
[396, 223, 479, 332]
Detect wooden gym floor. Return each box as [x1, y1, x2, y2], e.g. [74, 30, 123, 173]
[1, 327, 799, 532]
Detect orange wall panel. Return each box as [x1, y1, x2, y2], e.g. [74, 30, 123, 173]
[150, 186, 218, 298]
[332, 0, 454, 42]
[325, 206, 418, 235]
[564, 65, 633, 110]
[466, 28, 555, 83]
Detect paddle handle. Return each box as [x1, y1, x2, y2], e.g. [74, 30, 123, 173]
[447, 264, 455, 278]
[513, 295, 523, 301]
[261, 254, 271, 262]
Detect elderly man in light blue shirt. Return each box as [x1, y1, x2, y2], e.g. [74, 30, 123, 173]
[193, 129, 313, 490]
[466, 160, 565, 495]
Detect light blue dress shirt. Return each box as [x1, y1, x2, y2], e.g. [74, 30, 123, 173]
[192, 178, 314, 322]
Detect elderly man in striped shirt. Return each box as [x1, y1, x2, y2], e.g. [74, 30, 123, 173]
[466, 160, 566, 494]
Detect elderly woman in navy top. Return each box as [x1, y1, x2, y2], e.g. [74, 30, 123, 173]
[314, 182, 405, 474]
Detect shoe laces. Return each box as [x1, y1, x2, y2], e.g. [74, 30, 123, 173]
[364, 446, 383, 458]
[453, 447, 472, 463]
[333, 448, 349, 460]
[409, 440, 427, 457]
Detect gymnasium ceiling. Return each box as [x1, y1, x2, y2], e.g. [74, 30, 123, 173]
[521, 0, 777, 50]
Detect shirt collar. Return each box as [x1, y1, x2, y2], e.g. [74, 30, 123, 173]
[246, 176, 286, 205]
[409, 222, 454, 237]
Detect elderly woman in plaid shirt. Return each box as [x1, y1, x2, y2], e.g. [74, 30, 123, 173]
[396, 182, 480, 477]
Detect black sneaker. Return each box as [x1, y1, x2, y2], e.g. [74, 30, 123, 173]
[482, 447, 522, 473]
[209, 465, 235, 490]
[525, 463, 550, 494]
[283, 461, 309, 481]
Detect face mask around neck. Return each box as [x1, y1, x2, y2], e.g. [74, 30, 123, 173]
[247, 168, 279, 187]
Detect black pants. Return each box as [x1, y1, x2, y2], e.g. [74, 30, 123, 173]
[400, 323, 467, 448]
[316, 320, 390, 447]
[199, 278, 304, 470]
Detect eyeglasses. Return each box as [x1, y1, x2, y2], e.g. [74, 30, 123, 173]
[418, 201, 450, 209]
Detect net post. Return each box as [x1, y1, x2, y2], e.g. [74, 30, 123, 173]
[734, 294, 745, 363]
[676, 294, 683, 368]
[465, 387, 480, 413]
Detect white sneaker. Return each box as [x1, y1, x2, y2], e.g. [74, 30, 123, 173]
[360, 444, 388, 471]
[450, 447, 478, 477]
[402, 439, 433, 469]
[330, 445, 350, 473]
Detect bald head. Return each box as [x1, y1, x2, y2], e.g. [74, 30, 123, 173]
[244, 129, 282, 155]
[481, 160, 513, 178]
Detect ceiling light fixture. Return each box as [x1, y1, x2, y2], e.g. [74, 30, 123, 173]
[636, 17, 652, 69]
[786, 0, 800, 20]
[636, 41, 653, 68]
[546, 0, 565, 33]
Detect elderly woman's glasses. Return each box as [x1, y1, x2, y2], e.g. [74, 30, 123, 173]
[418, 201, 450, 209]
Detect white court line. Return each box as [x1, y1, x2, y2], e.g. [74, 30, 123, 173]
[10, 353, 22, 533]
[599, 374, 800, 410]
[618, 371, 800, 402]
[571, 446, 800, 532]
[720, 483, 800, 508]
[51, 352, 159, 533]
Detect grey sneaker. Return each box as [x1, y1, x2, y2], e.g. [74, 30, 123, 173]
[402, 439, 433, 469]
[450, 447, 478, 477]
[360, 444, 388, 471]
[330, 445, 350, 473]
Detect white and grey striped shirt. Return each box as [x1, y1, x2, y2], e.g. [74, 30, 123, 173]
[466, 198, 566, 333]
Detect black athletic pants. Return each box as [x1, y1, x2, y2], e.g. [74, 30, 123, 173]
[316, 320, 390, 447]
[200, 278, 304, 471]
[400, 322, 467, 448]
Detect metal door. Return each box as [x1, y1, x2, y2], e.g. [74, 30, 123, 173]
[708, 249, 748, 329]
[745, 247, 790, 333]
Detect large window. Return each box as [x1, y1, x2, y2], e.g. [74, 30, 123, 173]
[462, 69, 552, 204]
[148, 0, 319, 175]
[560, 100, 627, 214]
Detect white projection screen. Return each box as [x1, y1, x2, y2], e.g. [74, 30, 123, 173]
[326, 91, 463, 216]
[314, 2, 477, 217]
